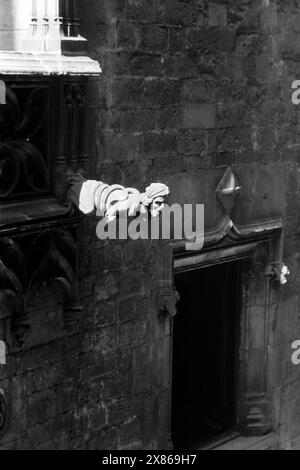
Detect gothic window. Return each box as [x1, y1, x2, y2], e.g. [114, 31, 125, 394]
[0, 0, 101, 345]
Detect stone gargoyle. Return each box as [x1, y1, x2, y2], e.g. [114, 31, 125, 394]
[67, 172, 170, 222]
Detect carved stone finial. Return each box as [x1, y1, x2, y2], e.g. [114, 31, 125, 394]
[216, 167, 241, 215]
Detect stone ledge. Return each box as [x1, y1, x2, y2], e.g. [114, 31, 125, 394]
[0, 197, 73, 230]
[212, 433, 278, 451]
[0, 51, 101, 76]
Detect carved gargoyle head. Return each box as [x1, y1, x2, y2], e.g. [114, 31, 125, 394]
[141, 183, 170, 217]
[68, 174, 170, 222]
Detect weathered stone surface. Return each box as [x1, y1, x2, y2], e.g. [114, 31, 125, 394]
[0, 52, 101, 76]
[1, 0, 300, 451]
[182, 103, 216, 129]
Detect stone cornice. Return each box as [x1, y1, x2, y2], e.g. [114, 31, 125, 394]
[0, 51, 101, 76]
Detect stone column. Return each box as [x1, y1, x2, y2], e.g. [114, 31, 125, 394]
[23, 0, 86, 53]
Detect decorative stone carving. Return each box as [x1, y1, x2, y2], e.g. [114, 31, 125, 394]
[0, 27, 99, 344]
[64, 84, 86, 170]
[0, 83, 48, 201]
[0, 78, 82, 227]
[173, 235, 280, 440]
[264, 262, 290, 284]
[156, 286, 180, 318]
[23, 0, 87, 54]
[238, 243, 273, 436]
[241, 396, 272, 437]
[0, 2, 100, 350]
[152, 244, 179, 319]
[0, 52, 101, 76]
[0, 228, 81, 346]
[67, 172, 170, 222]
[216, 167, 241, 215]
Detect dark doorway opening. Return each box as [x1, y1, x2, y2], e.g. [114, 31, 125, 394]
[171, 261, 241, 449]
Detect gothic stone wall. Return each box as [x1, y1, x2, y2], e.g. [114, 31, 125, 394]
[2, 0, 300, 450]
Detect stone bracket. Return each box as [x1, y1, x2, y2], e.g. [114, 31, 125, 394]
[156, 286, 180, 318]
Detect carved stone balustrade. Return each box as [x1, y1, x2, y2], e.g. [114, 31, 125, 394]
[0, 0, 101, 75]
[23, 0, 86, 54]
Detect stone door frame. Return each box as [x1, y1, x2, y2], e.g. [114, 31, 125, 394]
[152, 227, 282, 448]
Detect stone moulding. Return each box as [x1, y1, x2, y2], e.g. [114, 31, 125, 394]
[154, 167, 287, 445]
[153, 244, 180, 319]
[0, 51, 101, 76]
[216, 166, 241, 215]
[171, 235, 280, 440]
[264, 262, 290, 285]
[171, 166, 284, 256]
[156, 284, 180, 318]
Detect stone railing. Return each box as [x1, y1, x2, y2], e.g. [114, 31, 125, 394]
[23, 0, 86, 54]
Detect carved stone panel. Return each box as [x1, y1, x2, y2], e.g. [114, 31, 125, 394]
[239, 250, 273, 436]
[0, 81, 49, 202]
[0, 225, 81, 346]
[0, 77, 87, 346]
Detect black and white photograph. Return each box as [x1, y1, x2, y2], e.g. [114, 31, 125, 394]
[0, 0, 299, 455]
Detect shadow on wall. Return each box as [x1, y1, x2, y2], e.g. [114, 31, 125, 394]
[76, 0, 91, 44]
[0, 0, 31, 51]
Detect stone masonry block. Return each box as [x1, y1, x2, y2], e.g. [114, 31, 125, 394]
[182, 103, 216, 129]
